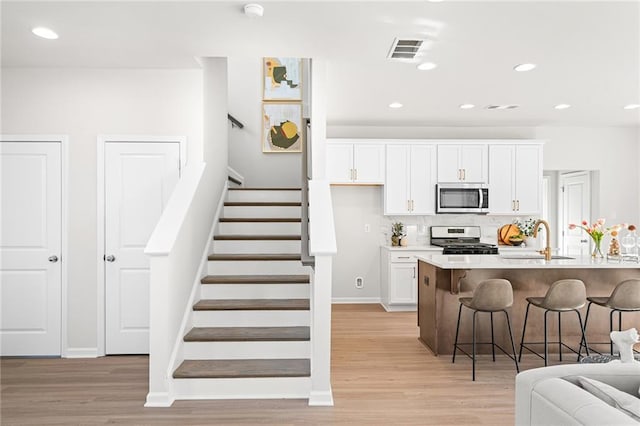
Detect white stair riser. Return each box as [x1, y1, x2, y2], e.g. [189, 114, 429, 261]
[173, 377, 310, 400]
[192, 310, 309, 327]
[223, 206, 301, 218]
[183, 341, 310, 360]
[217, 222, 301, 235]
[207, 260, 310, 275]
[227, 191, 301, 202]
[212, 240, 301, 253]
[200, 283, 309, 299]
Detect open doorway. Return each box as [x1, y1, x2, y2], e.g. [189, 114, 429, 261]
[545, 170, 599, 256]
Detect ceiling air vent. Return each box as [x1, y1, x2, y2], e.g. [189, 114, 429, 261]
[485, 105, 520, 110]
[387, 38, 424, 60]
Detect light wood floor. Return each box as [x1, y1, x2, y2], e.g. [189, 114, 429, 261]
[1, 304, 575, 425]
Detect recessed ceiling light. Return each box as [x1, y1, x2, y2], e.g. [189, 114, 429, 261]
[417, 62, 438, 71]
[32, 27, 58, 40]
[513, 63, 537, 72]
[243, 3, 264, 18]
[459, 104, 475, 109]
[486, 105, 519, 110]
[623, 104, 640, 110]
[554, 104, 571, 110]
[389, 102, 403, 109]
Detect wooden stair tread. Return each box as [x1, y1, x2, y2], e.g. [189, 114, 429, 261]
[193, 299, 310, 311]
[224, 202, 301, 207]
[219, 218, 301, 223]
[208, 254, 302, 261]
[228, 188, 301, 191]
[173, 359, 310, 379]
[201, 275, 310, 284]
[184, 326, 310, 342]
[214, 234, 301, 240]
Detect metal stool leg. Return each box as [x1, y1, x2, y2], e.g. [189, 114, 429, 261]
[610, 309, 616, 355]
[490, 312, 496, 362]
[518, 302, 531, 362]
[575, 309, 588, 361]
[452, 303, 463, 363]
[472, 310, 478, 381]
[504, 310, 519, 373]
[579, 302, 593, 358]
[619, 310, 623, 331]
[558, 311, 562, 362]
[544, 310, 550, 366]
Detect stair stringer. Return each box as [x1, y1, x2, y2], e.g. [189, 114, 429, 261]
[147, 184, 228, 407]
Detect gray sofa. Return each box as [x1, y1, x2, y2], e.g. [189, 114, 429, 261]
[515, 363, 640, 425]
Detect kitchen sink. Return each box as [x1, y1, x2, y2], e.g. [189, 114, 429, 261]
[500, 254, 575, 260]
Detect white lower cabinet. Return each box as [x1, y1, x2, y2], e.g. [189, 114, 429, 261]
[380, 249, 440, 311]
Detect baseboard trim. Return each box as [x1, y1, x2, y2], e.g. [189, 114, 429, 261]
[308, 389, 334, 406]
[331, 297, 381, 304]
[380, 303, 417, 312]
[64, 347, 98, 358]
[144, 392, 175, 407]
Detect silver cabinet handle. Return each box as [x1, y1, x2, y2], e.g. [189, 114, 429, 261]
[516, 200, 520, 211]
[48, 255, 59, 263]
[462, 169, 466, 181]
[412, 267, 416, 278]
[105, 255, 116, 262]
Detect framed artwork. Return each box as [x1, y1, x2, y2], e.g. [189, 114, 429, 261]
[263, 57, 302, 101]
[262, 102, 303, 153]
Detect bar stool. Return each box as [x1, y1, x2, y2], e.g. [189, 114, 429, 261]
[452, 279, 519, 381]
[518, 279, 588, 366]
[580, 278, 640, 356]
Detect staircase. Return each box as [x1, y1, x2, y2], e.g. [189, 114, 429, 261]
[172, 187, 313, 399]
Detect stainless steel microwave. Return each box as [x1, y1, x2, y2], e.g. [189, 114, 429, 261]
[436, 183, 489, 214]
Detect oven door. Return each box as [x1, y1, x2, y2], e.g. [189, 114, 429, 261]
[436, 184, 489, 213]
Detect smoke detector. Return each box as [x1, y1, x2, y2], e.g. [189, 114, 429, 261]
[244, 3, 264, 18]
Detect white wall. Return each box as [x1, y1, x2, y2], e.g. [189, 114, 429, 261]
[1, 68, 203, 352]
[328, 125, 639, 300]
[227, 57, 302, 187]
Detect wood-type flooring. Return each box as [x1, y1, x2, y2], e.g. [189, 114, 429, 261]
[1, 304, 577, 425]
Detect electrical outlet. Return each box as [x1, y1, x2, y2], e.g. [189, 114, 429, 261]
[364, 224, 370, 233]
[355, 277, 364, 289]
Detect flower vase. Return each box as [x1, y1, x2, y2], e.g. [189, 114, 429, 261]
[592, 238, 604, 258]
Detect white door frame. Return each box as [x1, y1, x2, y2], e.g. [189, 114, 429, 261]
[96, 135, 186, 356]
[0, 134, 69, 356]
[559, 170, 591, 255]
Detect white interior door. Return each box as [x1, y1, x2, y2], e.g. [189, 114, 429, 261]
[561, 172, 591, 256]
[1, 142, 62, 356]
[105, 142, 179, 354]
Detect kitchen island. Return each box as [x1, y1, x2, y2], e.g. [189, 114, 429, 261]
[416, 254, 640, 356]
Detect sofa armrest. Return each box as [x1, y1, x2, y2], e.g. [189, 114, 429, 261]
[515, 363, 640, 425]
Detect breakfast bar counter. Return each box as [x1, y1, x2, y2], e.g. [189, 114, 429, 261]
[415, 254, 640, 356]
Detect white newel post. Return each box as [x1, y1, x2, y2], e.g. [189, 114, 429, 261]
[145, 256, 173, 406]
[309, 254, 334, 406]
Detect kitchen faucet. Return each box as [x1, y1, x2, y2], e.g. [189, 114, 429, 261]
[533, 219, 552, 261]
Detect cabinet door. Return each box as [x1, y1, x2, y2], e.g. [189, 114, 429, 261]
[354, 144, 385, 184]
[389, 263, 417, 304]
[384, 145, 410, 215]
[437, 145, 461, 182]
[488, 145, 515, 214]
[326, 143, 354, 183]
[514, 145, 542, 214]
[410, 144, 437, 214]
[460, 144, 487, 182]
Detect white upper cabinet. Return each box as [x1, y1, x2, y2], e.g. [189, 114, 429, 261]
[437, 144, 487, 183]
[326, 140, 385, 184]
[384, 144, 436, 215]
[488, 143, 543, 215]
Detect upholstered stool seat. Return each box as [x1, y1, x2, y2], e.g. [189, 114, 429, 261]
[581, 279, 640, 356]
[519, 279, 588, 366]
[452, 279, 519, 380]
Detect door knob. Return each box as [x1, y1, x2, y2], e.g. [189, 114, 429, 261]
[105, 255, 116, 262]
[580, 239, 588, 243]
[48, 255, 59, 263]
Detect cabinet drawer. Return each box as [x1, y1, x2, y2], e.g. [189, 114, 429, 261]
[390, 253, 417, 263]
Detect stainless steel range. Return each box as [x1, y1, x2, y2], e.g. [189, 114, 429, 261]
[430, 226, 498, 255]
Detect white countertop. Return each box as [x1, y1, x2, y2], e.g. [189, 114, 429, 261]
[382, 245, 443, 251]
[416, 254, 640, 269]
